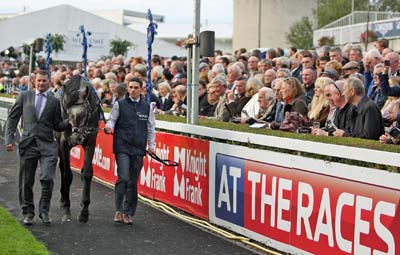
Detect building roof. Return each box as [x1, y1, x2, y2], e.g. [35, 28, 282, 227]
[0, 4, 182, 61]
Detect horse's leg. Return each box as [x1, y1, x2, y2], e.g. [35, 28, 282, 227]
[59, 136, 73, 222]
[78, 140, 95, 223]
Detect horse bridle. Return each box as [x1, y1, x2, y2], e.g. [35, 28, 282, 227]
[62, 93, 98, 138]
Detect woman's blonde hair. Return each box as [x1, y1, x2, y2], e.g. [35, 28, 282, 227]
[308, 77, 333, 120]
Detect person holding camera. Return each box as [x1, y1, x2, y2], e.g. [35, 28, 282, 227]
[379, 62, 400, 144]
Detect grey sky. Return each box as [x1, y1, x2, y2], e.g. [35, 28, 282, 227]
[0, 0, 233, 23]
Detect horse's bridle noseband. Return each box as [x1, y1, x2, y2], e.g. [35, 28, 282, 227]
[62, 93, 98, 139]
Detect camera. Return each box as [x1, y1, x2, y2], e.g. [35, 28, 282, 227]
[297, 127, 312, 134]
[388, 126, 400, 139]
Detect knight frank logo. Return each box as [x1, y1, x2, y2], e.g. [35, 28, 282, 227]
[140, 143, 167, 192]
[173, 146, 207, 206]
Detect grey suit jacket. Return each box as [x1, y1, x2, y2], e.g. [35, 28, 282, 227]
[5, 90, 66, 155]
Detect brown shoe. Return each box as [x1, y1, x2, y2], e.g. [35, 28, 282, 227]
[122, 214, 133, 225]
[114, 212, 123, 223]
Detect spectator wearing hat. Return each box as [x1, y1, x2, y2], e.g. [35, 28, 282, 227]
[342, 61, 360, 77]
[199, 62, 210, 77]
[321, 68, 339, 81]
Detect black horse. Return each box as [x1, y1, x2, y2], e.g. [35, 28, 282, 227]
[56, 75, 100, 223]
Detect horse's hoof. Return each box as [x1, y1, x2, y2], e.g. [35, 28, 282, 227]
[62, 214, 72, 222]
[78, 213, 89, 223]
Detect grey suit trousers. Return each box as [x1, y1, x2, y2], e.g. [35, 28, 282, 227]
[19, 139, 58, 216]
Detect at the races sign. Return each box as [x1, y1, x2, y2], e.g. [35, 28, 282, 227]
[209, 144, 400, 255]
[139, 132, 209, 220]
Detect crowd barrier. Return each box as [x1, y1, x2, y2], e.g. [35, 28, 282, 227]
[1, 97, 399, 255]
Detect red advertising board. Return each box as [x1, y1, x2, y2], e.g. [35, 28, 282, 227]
[215, 154, 400, 255]
[139, 132, 209, 220]
[70, 131, 209, 220]
[69, 122, 116, 184]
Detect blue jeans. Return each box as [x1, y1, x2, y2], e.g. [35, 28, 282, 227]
[115, 153, 144, 216]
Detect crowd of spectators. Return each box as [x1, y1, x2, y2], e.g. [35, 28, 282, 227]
[1, 38, 399, 144]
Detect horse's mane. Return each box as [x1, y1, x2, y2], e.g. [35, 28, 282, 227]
[63, 75, 87, 108]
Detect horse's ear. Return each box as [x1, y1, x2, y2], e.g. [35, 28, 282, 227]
[79, 80, 90, 99]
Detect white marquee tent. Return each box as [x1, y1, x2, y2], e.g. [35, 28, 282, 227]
[0, 5, 183, 61]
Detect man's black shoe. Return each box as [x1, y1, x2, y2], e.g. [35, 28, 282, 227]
[23, 215, 34, 226]
[39, 213, 51, 225]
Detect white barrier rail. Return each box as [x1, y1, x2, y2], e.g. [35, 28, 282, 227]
[156, 120, 400, 167]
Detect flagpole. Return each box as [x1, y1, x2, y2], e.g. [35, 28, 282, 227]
[191, 0, 201, 125]
[146, 9, 157, 104]
[45, 33, 52, 71]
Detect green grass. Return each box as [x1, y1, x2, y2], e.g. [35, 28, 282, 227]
[0, 207, 48, 255]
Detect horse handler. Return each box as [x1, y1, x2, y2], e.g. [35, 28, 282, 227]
[104, 77, 156, 225]
[5, 70, 69, 225]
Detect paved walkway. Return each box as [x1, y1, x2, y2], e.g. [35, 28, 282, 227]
[0, 140, 261, 255]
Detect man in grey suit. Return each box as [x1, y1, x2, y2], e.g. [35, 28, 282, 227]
[5, 70, 68, 225]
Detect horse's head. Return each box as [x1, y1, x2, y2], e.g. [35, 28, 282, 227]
[63, 75, 96, 146]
